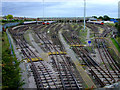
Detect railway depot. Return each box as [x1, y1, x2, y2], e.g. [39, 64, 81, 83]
[2, 0, 120, 88]
[4, 21, 119, 89]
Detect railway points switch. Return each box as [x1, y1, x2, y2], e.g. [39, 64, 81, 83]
[70, 45, 84, 47]
[48, 52, 67, 55]
[27, 57, 43, 62]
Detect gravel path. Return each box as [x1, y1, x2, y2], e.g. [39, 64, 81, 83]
[86, 27, 91, 46]
[58, 30, 96, 88]
[29, 32, 49, 61]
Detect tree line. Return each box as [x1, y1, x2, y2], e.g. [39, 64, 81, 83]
[92, 15, 111, 21]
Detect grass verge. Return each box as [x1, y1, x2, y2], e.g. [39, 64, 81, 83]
[111, 38, 120, 53]
[116, 36, 120, 44]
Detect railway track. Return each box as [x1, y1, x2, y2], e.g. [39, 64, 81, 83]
[62, 33, 110, 87]
[62, 24, 120, 87]
[10, 25, 60, 89]
[9, 22, 120, 88]
[33, 23, 83, 89]
[9, 23, 83, 89]
[94, 29, 120, 83]
[88, 25, 120, 86]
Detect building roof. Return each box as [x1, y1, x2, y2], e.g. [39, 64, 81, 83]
[89, 18, 97, 21]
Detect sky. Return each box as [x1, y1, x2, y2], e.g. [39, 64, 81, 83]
[1, 0, 120, 18]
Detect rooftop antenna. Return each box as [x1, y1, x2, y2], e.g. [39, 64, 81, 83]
[84, 0, 86, 30]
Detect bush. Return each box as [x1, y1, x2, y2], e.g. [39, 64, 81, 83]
[2, 32, 24, 88]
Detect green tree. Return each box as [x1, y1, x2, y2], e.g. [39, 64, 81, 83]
[98, 16, 103, 20]
[103, 15, 110, 21]
[6, 15, 13, 20]
[92, 16, 97, 18]
[2, 32, 24, 88]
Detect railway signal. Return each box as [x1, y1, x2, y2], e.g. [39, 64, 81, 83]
[88, 41, 91, 46]
[47, 22, 49, 25]
[42, 22, 45, 25]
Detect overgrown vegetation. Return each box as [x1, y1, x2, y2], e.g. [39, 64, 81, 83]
[2, 32, 24, 88]
[79, 29, 87, 44]
[116, 37, 120, 44]
[114, 19, 120, 46]
[0, 32, 2, 88]
[108, 48, 120, 65]
[111, 38, 120, 53]
[115, 21, 120, 34]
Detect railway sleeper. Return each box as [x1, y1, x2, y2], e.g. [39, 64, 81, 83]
[102, 71, 120, 74]
[93, 71, 110, 76]
[60, 71, 71, 74]
[103, 78, 115, 82]
[63, 78, 74, 81]
[41, 78, 53, 81]
[55, 81, 62, 84]
[112, 76, 120, 78]
[61, 74, 71, 76]
[46, 77, 52, 80]
[98, 75, 115, 79]
[62, 76, 73, 80]
[48, 82, 55, 85]
[41, 73, 50, 75]
[66, 87, 79, 90]
[43, 74, 51, 77]
[57, 84, 63, 88]
[102, 74, 119, 78]
[103, 80, 112, 84]
[64, 84, 78, 88]
[62, 78, 69, 81]
[49, 86, 57, 89]
[42, 80, 49, 84]
[63, 81, 70, 84]
[40, 77, 47, 81]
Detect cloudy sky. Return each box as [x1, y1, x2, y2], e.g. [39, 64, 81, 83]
[1, 0, 120, 18]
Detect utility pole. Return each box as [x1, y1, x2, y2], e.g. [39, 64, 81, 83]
[43, 0, 44, 22]
[84, 0, 86, 30]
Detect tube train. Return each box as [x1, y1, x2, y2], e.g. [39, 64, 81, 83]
[87, 20, 104, 25]
[23, 21, 56, 25]
[42, 21, 56, 25]
[42, 22, 50, 25]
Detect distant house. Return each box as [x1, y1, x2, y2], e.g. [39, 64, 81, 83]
[110, 19, 118, 23]
[102, 19, 118, 24]
[13, 17, 25, 20]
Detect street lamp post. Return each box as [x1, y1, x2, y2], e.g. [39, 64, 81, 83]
[84, 0, 86, 30]
[43, 0, 44, 22]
